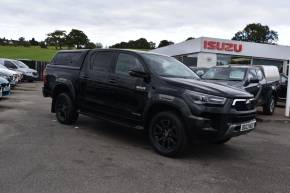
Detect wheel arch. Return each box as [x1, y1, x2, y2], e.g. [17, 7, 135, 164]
[51, 82, 76, 113]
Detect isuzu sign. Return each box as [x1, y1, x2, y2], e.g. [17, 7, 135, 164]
[204, 40, 243, 53]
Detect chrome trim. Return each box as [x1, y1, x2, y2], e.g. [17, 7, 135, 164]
[232, 98, 255, 106]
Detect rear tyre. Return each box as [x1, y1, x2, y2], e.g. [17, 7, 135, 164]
[263, 94, 275, 115]
[148, 111, 188, 157]
[55, 93, 78, 124]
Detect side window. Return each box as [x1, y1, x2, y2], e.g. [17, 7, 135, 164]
[115, 53, 144, 76]
[248, 69, 258, 80]
[281, 75, 287, 83]
[90, 52, 114, 72]
[52, 52, 82, 67]
[4, 61, 17, 69]
[256, 70, 264, 80]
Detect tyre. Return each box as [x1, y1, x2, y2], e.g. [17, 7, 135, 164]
[55, 93, 78, 124]
[148, 111, 188, 157]
[263, 94, 275, 115]
[210, 137, 232, 145]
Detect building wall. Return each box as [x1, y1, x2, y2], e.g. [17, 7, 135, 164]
[197, 53, 217, 67]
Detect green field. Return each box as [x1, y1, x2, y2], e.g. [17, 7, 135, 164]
[0, 46, 151, 62]
[0, 46, 58, 61]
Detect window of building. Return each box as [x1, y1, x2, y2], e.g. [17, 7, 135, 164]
[252, 58, 284, 73]
[217, 54, 252, 66]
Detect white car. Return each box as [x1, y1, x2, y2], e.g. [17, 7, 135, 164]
[0, 59, 38, 82]
[0, 64, 20, 86]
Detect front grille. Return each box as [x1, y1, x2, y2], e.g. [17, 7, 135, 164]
[232, 99, 256, 111]
[229, 113, 256, 123]
[1, 83, 9, 87]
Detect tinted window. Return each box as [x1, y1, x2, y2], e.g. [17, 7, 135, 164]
[90, 52, 114, 72]
[115, 53, 144, 76]
[256, 69, 263, 80]
[248, 69, 258, 80]
[4, 61, 17, 69]
[52, 52, 83, 67]
[281, 75, 287, 83]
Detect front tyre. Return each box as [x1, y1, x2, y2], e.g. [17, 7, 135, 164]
[55, 93, 78, 124]
[263, 94, 275, 115]
[148, 111, 188, 157]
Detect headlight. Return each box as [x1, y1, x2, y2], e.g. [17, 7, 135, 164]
[186, 90, 227, 105]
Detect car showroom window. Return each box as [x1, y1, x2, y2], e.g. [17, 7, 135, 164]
[115, 53, 144, 76]
[90, 52, 113, 72]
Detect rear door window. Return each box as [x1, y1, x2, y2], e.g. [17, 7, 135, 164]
[52, 52, 83, 67]
[90, 52, 114, 72]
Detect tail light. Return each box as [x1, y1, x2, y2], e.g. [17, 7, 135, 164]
[43, 68, 48, 85]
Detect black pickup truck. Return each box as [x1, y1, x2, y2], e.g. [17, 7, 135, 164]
[43, 49, 256, 156]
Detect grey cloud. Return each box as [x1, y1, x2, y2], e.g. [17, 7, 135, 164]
[0, 0, 289, 45]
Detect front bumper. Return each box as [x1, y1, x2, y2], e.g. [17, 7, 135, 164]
[185, 98, 257, 140]
[186, 114, 256, 139]
[23, 74, 38, 81]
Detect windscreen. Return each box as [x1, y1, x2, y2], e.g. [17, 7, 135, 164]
[142, 53, 199, 79]
[202, 67, 246, 81]
[14, 61, 29, 68]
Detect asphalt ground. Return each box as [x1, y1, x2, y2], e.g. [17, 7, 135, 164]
[0, 82, 289, 193]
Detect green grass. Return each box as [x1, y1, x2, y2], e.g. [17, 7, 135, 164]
[0, 46, 58, 61]
[0, 46, 151, 62]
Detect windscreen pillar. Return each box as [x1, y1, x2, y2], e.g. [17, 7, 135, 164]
[286, 63, 290, 117]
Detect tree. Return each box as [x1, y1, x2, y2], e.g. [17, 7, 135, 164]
[158, 40, 174, 48]
[29, 38, 39, 46]
[232, 23, 278, 44]
[110, 38, 154, 49]
[46, 30, 67, 49]
[85, 42, 97, 49]
[66, 29, 89, 49]
[95, 42, 103, 48]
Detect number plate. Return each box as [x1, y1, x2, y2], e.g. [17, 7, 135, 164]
[240, 121, 256, 131]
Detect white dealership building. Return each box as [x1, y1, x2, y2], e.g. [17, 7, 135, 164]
[152, 37, 290, 117]
[152, 37, 290, 75]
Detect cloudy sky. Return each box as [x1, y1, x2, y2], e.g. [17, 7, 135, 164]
[0, 0, 289, 46]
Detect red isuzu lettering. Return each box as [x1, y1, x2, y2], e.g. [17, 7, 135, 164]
[204, 41, 243, 52]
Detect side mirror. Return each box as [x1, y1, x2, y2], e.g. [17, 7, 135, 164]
[249, 78, 259, 84]
[244, 78, 259, 86]
[129, 70, 150, 80]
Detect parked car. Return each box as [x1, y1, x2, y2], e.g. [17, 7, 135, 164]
[0, 58, 38, 82]
[43, 49, 256, 157]
[189, 67, 209, 77]
[0, 77, 11, 98]
[277, 73, 288, 101]
[202, 65, 280, 115]
[0, 64, 19, 87]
